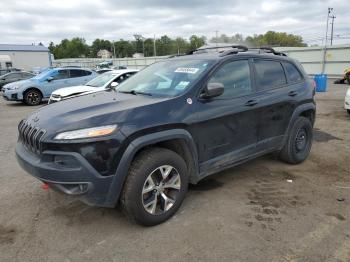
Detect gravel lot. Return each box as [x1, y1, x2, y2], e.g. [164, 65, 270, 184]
[1, 82, 350, 262]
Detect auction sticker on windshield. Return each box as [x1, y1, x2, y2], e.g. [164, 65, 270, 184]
[175, 68, 199, 74]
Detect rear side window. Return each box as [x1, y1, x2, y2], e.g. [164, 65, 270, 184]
[208, 60, 252, 99]
[283, 62, 303, 83]
[69, 70, 89, 78]
[254, 60, 286, 90]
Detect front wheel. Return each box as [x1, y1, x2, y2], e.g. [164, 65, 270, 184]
[121, 148, 188, 226]
[24, 89, 42, 106]
[279, 116, 313, 164]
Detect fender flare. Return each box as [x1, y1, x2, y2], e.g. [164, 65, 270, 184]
[281, 102, 316, 147]
[105, 128, 198, 206]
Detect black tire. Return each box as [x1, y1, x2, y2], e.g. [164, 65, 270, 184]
[121, 147, 188, 226]
[347, 109, 350, 115]
[24, 89, 42, 106]
[279, 117, 313, 164]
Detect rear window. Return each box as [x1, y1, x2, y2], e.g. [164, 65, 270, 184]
[254, 60, 287, 90]
[283, 62, 303, 83]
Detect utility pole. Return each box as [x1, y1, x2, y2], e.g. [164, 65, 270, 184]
[330, 15, 336, 46]
[153, 34, 157, 57]
[322, 7, 333, 74]
[112, 41, 116, 58]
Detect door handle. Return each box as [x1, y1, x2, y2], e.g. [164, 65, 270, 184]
[288, 91, 298, 97]
[245, 99, 258, 107]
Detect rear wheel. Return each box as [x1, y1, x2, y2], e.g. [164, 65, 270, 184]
[279, 117, 313, 164]
[121, 148, 188, 226]
[24, 89, 42, 106]
[347, 109, 350, 115]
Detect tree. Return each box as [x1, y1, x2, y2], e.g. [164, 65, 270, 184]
[91, 39, 112, 57]
[114, 39, 135, 58]
[189, 35, 206, 50]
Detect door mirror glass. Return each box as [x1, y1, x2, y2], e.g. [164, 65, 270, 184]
[200, 82, 224, 99]
[110, 82, 119, 88]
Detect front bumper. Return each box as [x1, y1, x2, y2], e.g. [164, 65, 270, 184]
[2, 89, 21, 101]
[15, 142, 116, 207]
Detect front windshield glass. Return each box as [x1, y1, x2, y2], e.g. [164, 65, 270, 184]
[117, 59, 213, 97]
[32, 69, 54, 80]
[86, 72, 118, 87]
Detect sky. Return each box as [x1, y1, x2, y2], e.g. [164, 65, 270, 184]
[0, 0, 349, 46]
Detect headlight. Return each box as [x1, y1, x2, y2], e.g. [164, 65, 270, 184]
[54, 125, 118, 140]
[7, 86, 20, 90]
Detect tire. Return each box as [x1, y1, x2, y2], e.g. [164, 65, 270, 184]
[121, 147, 188, 226]
[24, 89, 42, 106]
[279, 117, 313, 164]
[347, 109, 350, 115]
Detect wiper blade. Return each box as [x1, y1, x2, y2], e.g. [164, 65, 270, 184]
[119, 90, 152, 96]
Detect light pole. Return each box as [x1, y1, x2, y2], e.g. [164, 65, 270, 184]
[330, 15, 336, 46]
[322, 7, 333, 74]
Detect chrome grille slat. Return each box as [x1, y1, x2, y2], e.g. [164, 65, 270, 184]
[17, 120, 46, 153]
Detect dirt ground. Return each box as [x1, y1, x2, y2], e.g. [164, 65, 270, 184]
[0, 82, 349, 262]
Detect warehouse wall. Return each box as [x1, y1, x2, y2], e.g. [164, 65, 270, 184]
[53, 44, 350, 77]
[0, 51, 51, 71]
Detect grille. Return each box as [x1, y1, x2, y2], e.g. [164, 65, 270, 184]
[18, 120, 46, 153]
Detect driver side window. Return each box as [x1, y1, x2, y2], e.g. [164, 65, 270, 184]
[208, 60, 252, 99]
[52, 70, 69, 80]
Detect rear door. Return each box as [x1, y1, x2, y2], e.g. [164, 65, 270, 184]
[44, 69, 70, 97]
[190, 59, 258, 174]
[252, 59, 299, 150]
[68, 69, 92, 86]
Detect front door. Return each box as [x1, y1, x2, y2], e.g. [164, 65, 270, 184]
[190, 59, 258, 175]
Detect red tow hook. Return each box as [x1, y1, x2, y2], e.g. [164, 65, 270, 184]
[41, 183, 50, 190]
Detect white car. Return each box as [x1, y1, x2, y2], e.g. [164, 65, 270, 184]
[345, 87, 350, 114]
[48, 69, 138, 104]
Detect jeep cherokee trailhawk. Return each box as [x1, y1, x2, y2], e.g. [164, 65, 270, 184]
[16, 46, 315, 226]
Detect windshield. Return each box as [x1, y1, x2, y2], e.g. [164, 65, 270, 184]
[86, 72, 118, 87]
[117, 59, 213, 97]
[32, 69, 54, 80]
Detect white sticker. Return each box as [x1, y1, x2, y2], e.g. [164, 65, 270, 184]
[175, 81, 190, 90]
[175, 67, 199, 74]
[187, 98, 193, 104]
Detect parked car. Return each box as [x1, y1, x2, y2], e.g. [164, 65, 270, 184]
[0, 71, 35, 90]
[49, 69, 138, 104]
[2, 68, 96, 105]
[345, 86, 350, 114]
[0, 68, 21, 76]
[15, 46, 316, 226]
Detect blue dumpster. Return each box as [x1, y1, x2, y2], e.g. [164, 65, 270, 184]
[314, 74, 327, 92]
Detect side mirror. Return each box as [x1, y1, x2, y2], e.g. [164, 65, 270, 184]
[47, 76, 54, 82]
[200, 82, 224, 99]
[110, 82, 119, 88]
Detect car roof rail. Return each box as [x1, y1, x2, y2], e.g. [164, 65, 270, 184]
[250, 47, 287, 56]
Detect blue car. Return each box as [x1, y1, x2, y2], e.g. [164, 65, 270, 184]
[1, 68, 96, 105]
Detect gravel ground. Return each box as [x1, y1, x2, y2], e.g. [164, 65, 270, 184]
[0, 82, 349, 262]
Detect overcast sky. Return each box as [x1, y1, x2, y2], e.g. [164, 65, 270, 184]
[0, 0, 349, 46]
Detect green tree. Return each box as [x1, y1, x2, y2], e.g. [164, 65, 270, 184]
[114, 39, 135, 58]
[189, 35, 206, 50]
[91, 39, 112, 57]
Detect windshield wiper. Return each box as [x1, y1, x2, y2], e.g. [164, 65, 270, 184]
[118, 90, 152, 96]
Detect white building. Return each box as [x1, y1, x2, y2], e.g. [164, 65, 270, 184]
[97, 49, 112, 59]
[0, 44, 52, 71]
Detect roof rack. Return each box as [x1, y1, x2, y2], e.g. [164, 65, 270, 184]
[250, 47, 287, 56]
[169, 45, 287, 58]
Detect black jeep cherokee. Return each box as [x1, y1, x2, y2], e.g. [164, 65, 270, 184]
[16, 46, 316, 226]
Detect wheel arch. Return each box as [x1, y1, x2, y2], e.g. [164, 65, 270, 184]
[106, 129, 199, 206]
[282, 103, 316, 147]
[23, 87, 43, 99]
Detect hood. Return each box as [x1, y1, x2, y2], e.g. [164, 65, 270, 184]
[3, 79, 36, 89]
[26, 90, 168, 138]
[52, 85, 100, 97]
